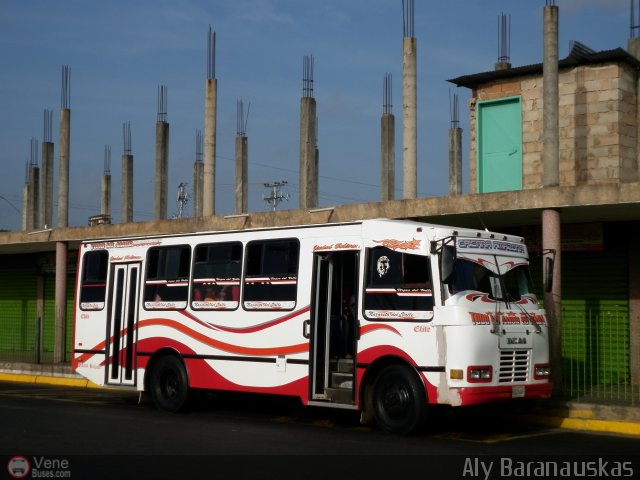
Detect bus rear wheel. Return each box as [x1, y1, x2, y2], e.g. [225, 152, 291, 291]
[372, 364, 427, 436]
[149, 355, 192, 413]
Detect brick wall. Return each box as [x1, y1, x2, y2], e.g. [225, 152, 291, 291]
[467, 61, 638, 193]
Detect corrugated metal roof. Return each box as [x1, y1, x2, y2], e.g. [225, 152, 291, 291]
[447, 42, 640, 89]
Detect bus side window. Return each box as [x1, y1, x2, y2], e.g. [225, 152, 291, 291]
[144, 245, 190, 309]
[191, 242, 242, 311]
[79, 250, 108, 310]
[243, 239, 299, 310]
[364, 246, 434, 320]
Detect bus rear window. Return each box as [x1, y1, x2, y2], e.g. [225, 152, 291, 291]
[80, 250, 108, 310]
[243, 239, 299, 310]
[364, 246, 434, 321]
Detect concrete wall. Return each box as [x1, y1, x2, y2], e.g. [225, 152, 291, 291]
[467, 62, 638, 193]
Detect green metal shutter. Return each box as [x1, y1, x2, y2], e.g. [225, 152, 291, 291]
[529, 247, 630, 395]
[561, 249, 629, 390]
[0, 271, 37, 362]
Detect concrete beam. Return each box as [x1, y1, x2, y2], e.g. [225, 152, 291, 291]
[3, 182, 640, 254]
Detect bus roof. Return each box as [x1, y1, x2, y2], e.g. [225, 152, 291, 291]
[79, 218, 524, 246]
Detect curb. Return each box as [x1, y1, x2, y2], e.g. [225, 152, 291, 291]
[0, 372, 101, 389]
[504, 412, 640, 437]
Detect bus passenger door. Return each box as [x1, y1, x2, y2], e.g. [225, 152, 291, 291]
[310, 251, 358, 404]
[106, 262, 141, 386]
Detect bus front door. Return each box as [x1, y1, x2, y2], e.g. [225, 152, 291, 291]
[310, 251, 358, 404]
[106, 262, 141, 386]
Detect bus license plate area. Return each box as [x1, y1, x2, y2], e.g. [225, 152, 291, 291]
[499, 331, 531, 349]
[512, 385, 525, 398]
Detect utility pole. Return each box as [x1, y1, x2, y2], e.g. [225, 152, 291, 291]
[263, 181, 289, 211]
[175, 182, 190, 218]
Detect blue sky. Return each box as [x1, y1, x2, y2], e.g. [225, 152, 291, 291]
[0, 0, 630, 230]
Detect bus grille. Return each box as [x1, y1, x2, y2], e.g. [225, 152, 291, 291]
[498, 349, 530, 383]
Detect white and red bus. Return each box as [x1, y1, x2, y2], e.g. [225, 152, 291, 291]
[72, 218, 552, 435]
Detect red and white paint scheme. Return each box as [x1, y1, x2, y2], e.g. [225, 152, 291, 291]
[72, 219, 551, 435]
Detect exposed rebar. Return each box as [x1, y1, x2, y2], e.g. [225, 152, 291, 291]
[449, 90, 459, 129]
[498, 12, 511, 64]
[383, 73, 393, 114]
[196, 129, 203, 163]
[60, 65, 70, 109]
[30, 137, 39, 166]
[236, 99, 250, 136]
[402, 0, 415, 38]
[104, 145, 111, 174]
[123, 121, 132, 155]
[207, 25, 216, 80]
[303, 55, 314, 98]
[157, 85, 167, 123]
[632, 0, 640, 39]
[43, 109, 53, 143]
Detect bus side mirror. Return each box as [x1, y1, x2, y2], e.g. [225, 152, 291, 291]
[441, 245, 456, 284]
[544, 256, 554, 293]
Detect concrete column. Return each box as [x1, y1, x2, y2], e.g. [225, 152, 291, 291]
[193, 160, 203, 217]
[21, 181, 28, 231]
[121, 154, 133, 223]
[58, 108, 70, 227]
[313, 144, 319, 207]
[54, 241, 67, 363]
[41, 142, 54, 228]
[36, 275, 44, 364]
[154, 121, 169, 220]
[101, 172, 111, 220]
[543, 4, 559, 187]
[402, 36, 417, 199]
[380, 113, 395, 201]
[448, 127, 462, 195]
[235, 135, 248, 214]
[27, 165, 40, 230]
[203, 78, 217, 216]
[628, 37, 640, 179]
[31, 167, 40, 228]
[628, 222, 640, 387]
[542, 208, 562, 395]
[299, 96, 317, 209]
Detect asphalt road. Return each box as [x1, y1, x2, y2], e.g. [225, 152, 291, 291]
[1, 381, 639, 479]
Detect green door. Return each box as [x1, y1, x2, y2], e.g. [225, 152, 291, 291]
[477, 97, 522, 192]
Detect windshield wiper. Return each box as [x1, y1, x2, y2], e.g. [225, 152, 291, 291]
[505, 292, 542, 334]
[492, 257, 541, 334]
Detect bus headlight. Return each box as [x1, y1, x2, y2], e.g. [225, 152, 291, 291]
[534, 364, 550, 380]
[467, 366, 492, 383]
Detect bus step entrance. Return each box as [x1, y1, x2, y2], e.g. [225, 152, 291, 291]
[330, 371, 353, 389]
[329, 358, 354, 389]
[324, 387, 353, 404]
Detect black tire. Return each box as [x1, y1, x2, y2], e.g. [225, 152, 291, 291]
[372, 364, 427, 435]
[149, 355, 192, 413]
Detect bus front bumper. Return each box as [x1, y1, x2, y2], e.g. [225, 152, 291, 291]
[452, 382, 552, 406]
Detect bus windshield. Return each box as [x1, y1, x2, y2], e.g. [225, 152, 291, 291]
[447, 257, 534, 301]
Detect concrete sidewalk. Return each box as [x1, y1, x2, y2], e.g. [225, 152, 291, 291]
[1, 362, 639, 437]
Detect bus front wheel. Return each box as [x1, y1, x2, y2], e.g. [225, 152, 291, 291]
[149, 355, 192, 413]
[372, 364, 427, 435]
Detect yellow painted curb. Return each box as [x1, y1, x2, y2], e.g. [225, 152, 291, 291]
[558, 416, 640, 437]
[514, 414, 640, 437]
[0, 372, 101, 389]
